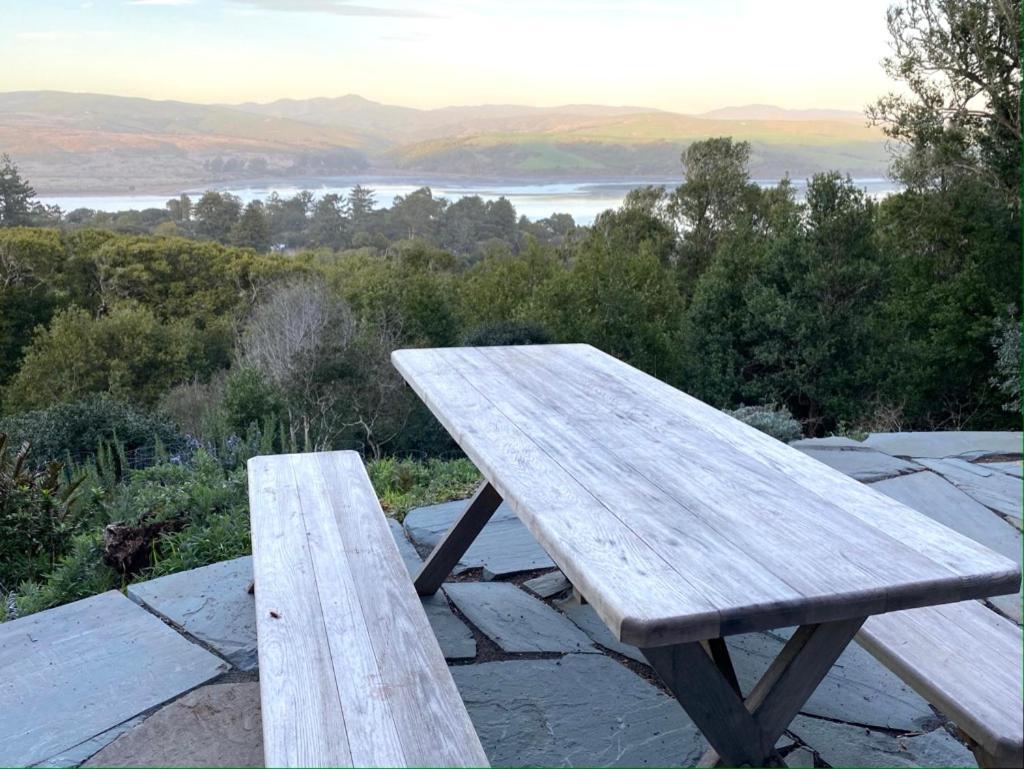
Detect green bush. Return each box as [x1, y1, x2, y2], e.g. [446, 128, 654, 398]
[5, 532, 119, 619]
[221, 367, 286, 438]
[0, 433, 88, 591]
[3, 303, 199, 411]
[991, 314, 1021, 414]
[0, 393, 181, 467]
[725, 404, 803, 443]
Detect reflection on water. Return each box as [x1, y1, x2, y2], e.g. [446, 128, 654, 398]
[40, 177, 901, 226]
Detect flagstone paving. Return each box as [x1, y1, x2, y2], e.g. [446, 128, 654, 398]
[870, 471, 1022, 565]
[403, 499, 555, 577]
[793, 444, 921, 482]
[788, 715, 977, 768]
[918, 457, 1023, 522]
[863, 431, 1022, 459]
[444, 581, 595, 654]
[2, 430, 1020, 768]
[451, 655, 708, 767]
[128, 556, 258, 671]
[523, 569, 572, 599]
[0, 591, 226, 767]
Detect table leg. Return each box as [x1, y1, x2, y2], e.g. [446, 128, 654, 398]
[641, 616, 866, 768]
[413, 481, 503, 595]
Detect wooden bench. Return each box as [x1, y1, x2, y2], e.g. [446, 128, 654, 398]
[857, 601, 1022, 769]
[247, 451, 488, 768]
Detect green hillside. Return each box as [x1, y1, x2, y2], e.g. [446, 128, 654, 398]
[0, 91, 889, 191]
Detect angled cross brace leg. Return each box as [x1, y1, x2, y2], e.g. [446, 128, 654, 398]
[642, 616, 866, 768]
[414, 481, 503, 595]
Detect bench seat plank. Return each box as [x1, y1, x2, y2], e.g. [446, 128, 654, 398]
[857, 601, 1023, 768]
[249, 452, 488, 768]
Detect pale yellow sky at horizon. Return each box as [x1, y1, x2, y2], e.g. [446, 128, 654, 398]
[2, 0, 901, 113]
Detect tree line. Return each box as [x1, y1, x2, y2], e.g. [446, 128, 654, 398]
[0, 0, 1018, 462]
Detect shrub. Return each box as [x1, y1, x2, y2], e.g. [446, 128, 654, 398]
[6, 532, 119, 619]
[221, 367, 287, 438]
[725, 404, 803, 443]
[461, 321, 552, 346]
[0, 433, 88, 591]
[158, 375, 227, 438]
[3, 303, 198, 411]
[0, 393, 181, 467]
[991, 314, 1021, 414]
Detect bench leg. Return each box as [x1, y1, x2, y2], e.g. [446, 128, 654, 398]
[642, 616, 866, 768]
[414, 481, 503, 596]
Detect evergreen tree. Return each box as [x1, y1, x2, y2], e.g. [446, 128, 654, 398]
[0, 154, 36, 227]
[231, 200, 271, 251]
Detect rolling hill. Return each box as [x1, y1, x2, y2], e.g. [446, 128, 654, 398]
[0, 91, 887, 194]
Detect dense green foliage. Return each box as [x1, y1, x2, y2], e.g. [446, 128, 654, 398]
[0, 437, 481, 619]
[0, 394, 180, 467]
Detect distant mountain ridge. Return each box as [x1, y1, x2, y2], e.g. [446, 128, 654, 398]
[699, 104, 866, 121]
[0, 90, 885, 194]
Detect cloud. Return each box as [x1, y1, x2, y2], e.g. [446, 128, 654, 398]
[229, 0, 437, 18]
[127, 0, 197, 6]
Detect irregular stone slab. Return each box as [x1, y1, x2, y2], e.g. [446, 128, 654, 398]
[422, 593, 477, 660]
[34, 717, 145, 768]
[0, 591, 227, 767]
[871, 471, 1021, 564]
[404, 500, 554, 577]
[84, 683, 262, 768]
[523, 570, 571, 599]
[451, 655, 706, 767]
[790, 716, 976, 768]
[985, 460, 1024, 478]
[387, 517, 425, 578]
[918, 458, 1023, 521]
[790, 436, 865, 449]
[128, 556, 258, 671]
[443, 582, 593, 653]
[794, 446, 921, 482]
[783, 746, 816, 768]
[864, 431, 1022, 460]
[727, 630, 937, 731]
[556, 599, 647, 664]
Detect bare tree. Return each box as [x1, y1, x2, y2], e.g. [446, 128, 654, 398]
[238, 277, 358, 450]
[342, 315, 412, 459]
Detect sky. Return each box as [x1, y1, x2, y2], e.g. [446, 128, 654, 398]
[2, 0, 898, 112]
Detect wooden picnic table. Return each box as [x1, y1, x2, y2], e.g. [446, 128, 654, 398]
[392, 343, 1021, 768]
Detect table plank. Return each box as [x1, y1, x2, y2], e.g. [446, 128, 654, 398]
[392, 345, 1021, 647]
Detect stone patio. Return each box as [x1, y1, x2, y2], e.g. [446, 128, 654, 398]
[1, 431, 1019, 767]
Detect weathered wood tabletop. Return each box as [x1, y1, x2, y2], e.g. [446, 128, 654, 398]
[392, 343, 1021, 766]
[393, 343, 1020, 646]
